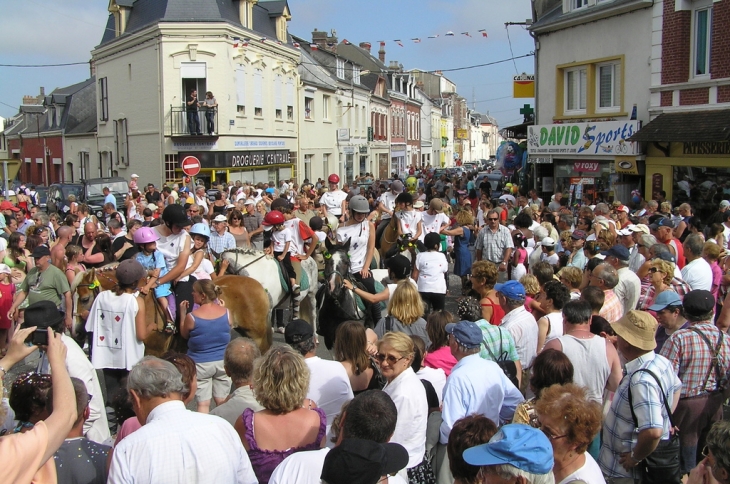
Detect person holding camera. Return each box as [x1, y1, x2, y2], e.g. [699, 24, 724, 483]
[28, 300, 110, 444]
[7, 245, 72, 330]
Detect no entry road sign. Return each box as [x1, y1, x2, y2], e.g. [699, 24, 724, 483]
[181, 156, 201, 176]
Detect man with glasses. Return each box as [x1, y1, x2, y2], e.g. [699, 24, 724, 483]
[589, 263, 624, 324]
[8, 246, 72, 330]
[648, 291, 688, 353]
[601, 245, 641, 315]
[208, 215, 235, 256]
[475, 209, 513, 283]
[186, 204, 201, 219]
[599, 310, 682, 483]
[651, 217, 685, 270]
[687, 421, 730, 484]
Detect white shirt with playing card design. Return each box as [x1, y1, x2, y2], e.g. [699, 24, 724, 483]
[85, 290, 145, 371]
[336, 220, 370, 273]
[395, 210, 421, 239]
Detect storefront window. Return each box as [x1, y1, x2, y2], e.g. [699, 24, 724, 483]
[553, 160, 612, 205]
[673, 166, 730, 220]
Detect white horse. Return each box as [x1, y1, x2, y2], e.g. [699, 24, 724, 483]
[221, 248, 319, 332]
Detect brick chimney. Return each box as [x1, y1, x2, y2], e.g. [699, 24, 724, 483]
[311, 28, 338, 52]
[378, 41, 386, 63]
[359, 42, 371, 52]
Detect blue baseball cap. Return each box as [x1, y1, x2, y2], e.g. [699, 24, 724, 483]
[445, 321, 483, 349]
[463, 424, 554, 475]
[649, 217, 674, 230]
[648, 291, 682, 311]
[601, 245, 630, 261]
[494, 281, 526, 300]
[265, 187, 276, 194]
[653, 252, 676, 264]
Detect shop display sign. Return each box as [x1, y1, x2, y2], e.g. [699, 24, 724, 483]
[527, 121, 640, 156]
[570, 177, 595, 185]
[573, 161, 600, 172]
[228, 151, 290, 168]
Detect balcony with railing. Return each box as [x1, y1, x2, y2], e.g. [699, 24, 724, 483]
[168, 106, 220, 139]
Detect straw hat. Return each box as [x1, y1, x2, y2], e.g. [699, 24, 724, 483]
[611, 310, 658, 351]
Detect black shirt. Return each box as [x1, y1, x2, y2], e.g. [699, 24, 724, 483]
[112, 234, 139, 262]
[145, 191, 161, 204]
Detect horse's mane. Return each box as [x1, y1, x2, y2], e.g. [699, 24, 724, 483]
[222, 247, 264, 257]
[326, 239, 350, 253]
[70, 262, 119, 292]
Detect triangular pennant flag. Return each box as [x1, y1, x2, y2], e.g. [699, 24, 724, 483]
[445, 31, 455, 36]
[342, 39, 351, 45]
[412, 38, 421, 43]
[394, 39, 403, 47]
[293, 42, 300, 48]
[428, 34, 439, 38]
[233, 37, 240, 48]
[259, 37, 267, 43]
[242, 38, 250, 47]
[461, 32, 472, 37]
[479, 29, 488, 38]
[310, 43, 319, 50]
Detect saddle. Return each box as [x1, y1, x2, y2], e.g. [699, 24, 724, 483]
[274, 257, 310, 295]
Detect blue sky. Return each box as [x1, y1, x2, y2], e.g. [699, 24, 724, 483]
[0, 0, 534, 127]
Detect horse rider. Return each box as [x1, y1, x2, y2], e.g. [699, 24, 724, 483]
[319, 174, 348, 225]
[375, 180, 404, 250]
[335, 195, 381, 326]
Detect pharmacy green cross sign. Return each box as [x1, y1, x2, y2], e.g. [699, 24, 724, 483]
[520, 104, 534, 123]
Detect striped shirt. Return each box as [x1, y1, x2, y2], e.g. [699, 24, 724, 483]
[599, 289, 624, 323]
[660, 322, 730, 398]
[475, 224, 514, 264]
[599, 352, 681, 479]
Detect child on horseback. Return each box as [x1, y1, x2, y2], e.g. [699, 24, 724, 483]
[133, 226, 174, 329]
[262, 210, 299, 296]
[176, 223, 216, 282]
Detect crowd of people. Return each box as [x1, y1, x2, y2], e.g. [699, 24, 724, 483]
[1, 167, 730, 484]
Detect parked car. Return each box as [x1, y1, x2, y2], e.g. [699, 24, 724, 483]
[47, 177, 128, 220]
[463, 162, 478, 175]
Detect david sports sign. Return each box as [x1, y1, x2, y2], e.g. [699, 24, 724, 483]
[527, 121, 640, 156]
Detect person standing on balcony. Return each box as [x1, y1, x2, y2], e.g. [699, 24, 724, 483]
[187, 89, 201, 135]
[203, 91, 218, 136]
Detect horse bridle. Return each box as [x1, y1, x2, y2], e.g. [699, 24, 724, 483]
[323, 254, 365, 321]
[222, 250, 268, 276]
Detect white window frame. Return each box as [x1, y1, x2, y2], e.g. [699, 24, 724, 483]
[304, 96, 314, 120]
[691, 5, 712, 79]
[353, 66, 361, 85]
[323, 95, 330, 121]
[574, 0, 589, 9]
[336, 59, 345, 80]
[596, 61, 621, 112]
[564, 67, 587, 115]
[253, 69, 263, 117]
[235, 66, 246, 114]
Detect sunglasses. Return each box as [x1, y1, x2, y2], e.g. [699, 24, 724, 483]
[488, 217, 499, 221]
[375, 353, 406, 365]
[648, 267, 662, 273]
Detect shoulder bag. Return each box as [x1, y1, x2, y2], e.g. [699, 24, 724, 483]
[627, 367, 681, 484]
[483, 327, 519, 388]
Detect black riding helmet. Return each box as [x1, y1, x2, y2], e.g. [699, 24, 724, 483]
[162, 204, 192, 229]
[394, 192, 413, 205]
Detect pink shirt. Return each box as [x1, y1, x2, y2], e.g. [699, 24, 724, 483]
[710, 261, 722, 301]
[114, 417, 142, 446]
[423, 345, 457, 377]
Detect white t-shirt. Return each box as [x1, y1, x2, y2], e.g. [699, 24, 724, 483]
[320, 190, 348, 216]
[336, 221, 370, 273]
[272, 226, 294, 253]
[396, 210, 420, 237]
[378, 191, 399, 219]
[85, 291, 144, 371]
[558, 453, 606, 484]
[269, 447, 408, 484]
[416, 366, 446, 406]
[419, 212, 449, 242]
[681, 257, 713, 291]
[305, 357, 354, 429]
[541, 251, 560, 266]
[285, 218, 307, 255]
[415, 251, 448, 294]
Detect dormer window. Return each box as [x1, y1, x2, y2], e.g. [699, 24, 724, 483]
[353, 66, 361, 85]
[336, 59, 345, 80]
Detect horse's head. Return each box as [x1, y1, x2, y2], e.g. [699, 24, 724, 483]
[324, 237, 351, 297]
[73, 268, 99, 311]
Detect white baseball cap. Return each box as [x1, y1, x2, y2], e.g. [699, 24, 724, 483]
[244, 199, 256, 206]
[541, 237, 556, 246]
[131, 174, 139, 178]
[213, 215, 227, 223]
[0, 263, 10, 275]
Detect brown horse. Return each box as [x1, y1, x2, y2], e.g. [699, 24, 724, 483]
[378, 216, 418, 266]
[72, 266, 272, 355]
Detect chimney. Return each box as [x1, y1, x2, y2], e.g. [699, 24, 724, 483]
[359, 42, 371, 52]
[89, 59, 96, 78]
[378, 41, 386, 63]
[40, 87, 45, 97]
[312, 28, 338, 52]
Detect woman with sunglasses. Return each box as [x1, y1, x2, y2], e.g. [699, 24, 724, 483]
[226, 209, 249, 248]
[639, 258, 676, 311]
[534, 383, 604, 484]
[378, 331, 433, 483]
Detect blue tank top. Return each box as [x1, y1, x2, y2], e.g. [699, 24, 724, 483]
[187, 310, 231, 363]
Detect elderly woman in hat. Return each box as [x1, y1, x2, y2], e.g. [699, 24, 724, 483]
[85, 259, 157, 405]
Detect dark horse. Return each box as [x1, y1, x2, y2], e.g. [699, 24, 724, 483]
[316, 237, 369, 349]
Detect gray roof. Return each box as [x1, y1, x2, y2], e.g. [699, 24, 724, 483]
[100, 0, 288, 47]
[629, 109, 730, 143]
[64, 78, 98, 135]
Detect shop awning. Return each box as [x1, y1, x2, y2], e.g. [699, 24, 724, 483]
[499, 121, 531, 140]
[629, 109, 730, 142]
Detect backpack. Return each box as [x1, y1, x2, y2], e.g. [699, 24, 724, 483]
[482, 327, 519, 388]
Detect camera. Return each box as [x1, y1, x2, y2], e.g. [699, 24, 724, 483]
[25, 327, 50, 346]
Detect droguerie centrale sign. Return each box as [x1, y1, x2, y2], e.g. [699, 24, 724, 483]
[527, 121, 640, 156]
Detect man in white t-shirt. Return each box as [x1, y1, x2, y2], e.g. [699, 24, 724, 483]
[269, 390, 408, 484]
[681, 234, 713, 291]
[284, 319, 353, 433]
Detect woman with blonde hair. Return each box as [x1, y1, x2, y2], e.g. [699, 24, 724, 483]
[470, 260, 504, 325]
[234, 345, 326, 483]
[374, 281, 430, 347]
[378, 331, 432, 482]
[179, 279, 231, 414]
[534, 383, 604, 483]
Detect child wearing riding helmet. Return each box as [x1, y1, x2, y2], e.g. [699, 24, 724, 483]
[412, 232, 448, 312]
[393, 192, 423, 242]
[134, 226, 173, 322]
[176, 223, 217, 282]
[262, 211, 299, 295]
[336, 195, 381, 324]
